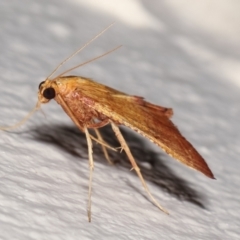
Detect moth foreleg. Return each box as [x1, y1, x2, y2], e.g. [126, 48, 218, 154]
[84, 126, 94, 222]
[110, 121, 169, 214]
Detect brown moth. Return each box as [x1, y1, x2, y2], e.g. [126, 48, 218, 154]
[2, 25, 214, 222]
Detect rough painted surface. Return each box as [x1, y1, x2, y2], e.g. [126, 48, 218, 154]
[0, 1, 239, 239]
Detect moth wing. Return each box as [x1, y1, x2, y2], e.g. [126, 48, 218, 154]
[76, 78, 214, 178]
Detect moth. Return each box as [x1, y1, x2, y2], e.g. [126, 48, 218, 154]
[2, 25, 214, 222]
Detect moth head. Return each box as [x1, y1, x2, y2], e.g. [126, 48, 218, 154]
[38, 79, 56, 103]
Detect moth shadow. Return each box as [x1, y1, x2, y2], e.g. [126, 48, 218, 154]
[29, 123, 209, 209]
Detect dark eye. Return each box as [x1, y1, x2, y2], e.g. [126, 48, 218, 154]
[43, 87, 56, 99]
[38, 81, 45, 89]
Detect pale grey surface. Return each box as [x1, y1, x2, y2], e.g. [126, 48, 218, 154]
[0, 1, 240, 240]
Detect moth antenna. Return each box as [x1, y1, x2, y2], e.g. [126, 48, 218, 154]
[47, 22, 115, 79]
[0, 102, 41, 131]
[56, 45, 122, 78]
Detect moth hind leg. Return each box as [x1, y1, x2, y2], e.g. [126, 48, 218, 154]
[110, 121, 169, 214]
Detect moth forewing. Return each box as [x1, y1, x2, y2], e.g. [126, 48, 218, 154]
[53, 76, 214, 178]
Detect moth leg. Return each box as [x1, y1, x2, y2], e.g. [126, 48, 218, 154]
[94, 128, 113, 165]
[57, 94, 116, 151]
[88, 119, 113, 164]
[87, 118, 109, 129]
[110, 122, 169, 214]
[84, 126, 94, 222]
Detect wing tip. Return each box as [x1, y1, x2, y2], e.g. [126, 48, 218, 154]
[205, 170, 215, 179]
[201, 165, 215, 179]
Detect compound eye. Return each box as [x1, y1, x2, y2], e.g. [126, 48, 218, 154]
[43, 87, 56, 99]
[38, 81, 45, 89]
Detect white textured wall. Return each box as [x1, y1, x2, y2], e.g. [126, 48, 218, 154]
[0, 1, 239, 239]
